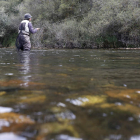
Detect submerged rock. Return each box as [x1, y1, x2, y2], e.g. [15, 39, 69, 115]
[0, 112, 34, 132]
[0, 112, 34, 124]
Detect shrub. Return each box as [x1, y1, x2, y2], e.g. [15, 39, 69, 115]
[1, 0, 140, 48]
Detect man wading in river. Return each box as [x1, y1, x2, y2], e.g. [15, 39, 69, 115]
[16, 13, 40, 51]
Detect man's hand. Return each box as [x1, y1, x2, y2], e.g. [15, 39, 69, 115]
[37, 28, 40, 31]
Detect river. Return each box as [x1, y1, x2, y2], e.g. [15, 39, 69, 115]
[0, 49, 140, 140]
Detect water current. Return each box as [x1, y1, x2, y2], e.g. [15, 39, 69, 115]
[0, 49, 140, 140]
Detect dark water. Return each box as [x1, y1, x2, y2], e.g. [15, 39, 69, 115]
[0, 49, 140, 140]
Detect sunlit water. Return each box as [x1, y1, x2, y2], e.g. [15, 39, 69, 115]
[0, 48, 140, 140]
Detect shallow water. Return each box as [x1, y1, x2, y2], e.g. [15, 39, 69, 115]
[0, 49, 140, 140]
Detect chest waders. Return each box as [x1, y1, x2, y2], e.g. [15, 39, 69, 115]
[16, 20, 30, 51]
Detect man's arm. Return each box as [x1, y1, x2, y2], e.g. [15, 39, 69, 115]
[28, 22, 39, 34]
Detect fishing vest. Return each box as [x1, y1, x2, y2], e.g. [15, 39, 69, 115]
[19, 20, 30, 35]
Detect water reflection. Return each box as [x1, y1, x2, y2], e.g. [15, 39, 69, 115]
[0, 106, 13, 113]
[56, 111, 76, 120]
[106, 135, 122, 140]
[17, 52, 31, 87]
[0, 119, 10, 130]
[18, 52, 30, 74]
[130, 135, 140, 140]
[0, 133, 26, 140]
[53, 135, 82, 140]
[66, 97, 89, 106]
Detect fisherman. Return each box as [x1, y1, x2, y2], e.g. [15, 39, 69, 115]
[16, 13, 40, 51]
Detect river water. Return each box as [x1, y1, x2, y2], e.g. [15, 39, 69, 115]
[0, 49, 140, 140]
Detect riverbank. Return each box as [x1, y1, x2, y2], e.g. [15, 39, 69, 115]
[1, 36, 140, 49]
[1, 0, 140, 49]
[4, 45, 140, 50]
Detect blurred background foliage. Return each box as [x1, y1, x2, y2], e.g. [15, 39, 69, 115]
[0, 0, 140, 48]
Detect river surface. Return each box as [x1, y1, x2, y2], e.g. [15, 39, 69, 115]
[0, 49, 140, 140]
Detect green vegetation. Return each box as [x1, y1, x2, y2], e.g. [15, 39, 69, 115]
[0, 0, 140, 48]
